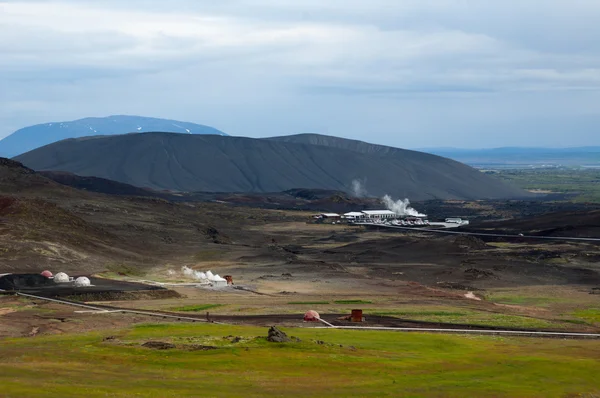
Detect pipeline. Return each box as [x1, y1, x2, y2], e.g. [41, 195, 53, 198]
[14, 292, 600, 339]
[17, 292, 109, 311]
[318, 318, 335, 327]
[15, 292, 222, 324]
[134, 280, 211, 287]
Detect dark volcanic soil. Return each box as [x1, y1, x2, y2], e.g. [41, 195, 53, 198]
[464, 209, 600, 237]
[281, 233, 600, 289]
[2, 157, 600, 293]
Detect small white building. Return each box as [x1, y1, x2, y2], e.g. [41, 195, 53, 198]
[313, 213, 341, 220]
[344, 212, 365, 220]
[74, 277, 92, 287]
[361, 210, 397, 219]
[212, 280, 228, 288]
[445, 218, 469, 225]
[54, 272, 70, 283]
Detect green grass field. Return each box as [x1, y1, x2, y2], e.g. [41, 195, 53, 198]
[364, 309, 567, 329]
[573, 308, 600, 325]
[334, 300, 373, 304]
[495, 168, 600, 202]
[171, 304, 224, 312]
[1, 323, 599, 397]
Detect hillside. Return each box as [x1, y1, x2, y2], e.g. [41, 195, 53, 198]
[268, 133, 423, 157]
[2, 157, 599, 292]
[0, 115, 227, 158]
[0, 158, 301, 273]
[0, 157, 80, 198]
[39, 171, 164, 198]
[14, 132, 531, 200]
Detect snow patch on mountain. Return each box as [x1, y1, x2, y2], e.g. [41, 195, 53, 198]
[0, 115, 228, 158]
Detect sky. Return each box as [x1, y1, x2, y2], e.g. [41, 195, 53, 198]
[1, 0, 600, 148]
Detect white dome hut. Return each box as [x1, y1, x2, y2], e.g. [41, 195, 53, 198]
[54, 272, 70, 283]
[74, 277, 91, 287]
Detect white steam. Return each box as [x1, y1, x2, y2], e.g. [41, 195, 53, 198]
[382, 195, 426, 217]
[351, 179, 368, 198]
[181, 266, 226, 282]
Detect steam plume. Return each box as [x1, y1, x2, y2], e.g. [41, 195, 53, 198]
[351, 179, 368, 198]
[181, 266, 226, 282]
[382, 195, 426, 217]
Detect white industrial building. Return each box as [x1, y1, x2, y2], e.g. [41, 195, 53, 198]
[343, 210, 431, 222]
[343, 210, 397, 220]
[358, 210, 397, 219]
[343, 212, 365, 220]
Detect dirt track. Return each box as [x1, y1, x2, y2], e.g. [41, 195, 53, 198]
[4, 293, 599, 339]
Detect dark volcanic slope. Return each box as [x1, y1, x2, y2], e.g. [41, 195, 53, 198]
[39, 171, 162, 198]
[268, 133, 424, 156]
[0, 157, 80, 197]
[15, 133, 530, 200]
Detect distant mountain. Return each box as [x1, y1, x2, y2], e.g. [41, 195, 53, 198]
[417, 146, 600, 167]
[14, 132, 531, 201]
[0, 115, 227, 158]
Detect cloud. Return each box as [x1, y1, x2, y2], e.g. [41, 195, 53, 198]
[1, 0, 600, 147]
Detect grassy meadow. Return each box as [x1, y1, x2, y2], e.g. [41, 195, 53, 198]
[1, 323, 599, 397]
[495, 168, 600, 202]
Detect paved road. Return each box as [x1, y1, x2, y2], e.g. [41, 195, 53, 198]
[354, 223, 600, 242]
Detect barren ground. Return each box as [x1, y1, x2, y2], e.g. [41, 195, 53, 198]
[2, 218, 599, 339]
[2, 160, 599, 339]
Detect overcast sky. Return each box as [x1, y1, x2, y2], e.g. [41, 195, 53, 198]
[2, 0, 600, 148]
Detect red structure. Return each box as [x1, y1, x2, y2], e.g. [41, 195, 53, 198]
[351, 309, 364, 322]
[303, 310, 320, 322]
[40, 270, 53, 278]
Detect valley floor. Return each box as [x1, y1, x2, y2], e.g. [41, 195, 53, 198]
[0, 322, 599, 397]
[2, 192, 600, 397]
